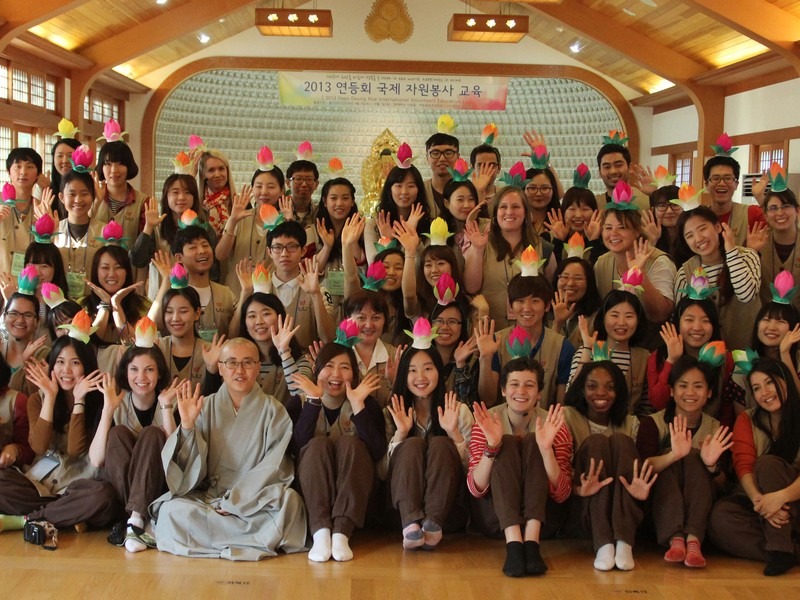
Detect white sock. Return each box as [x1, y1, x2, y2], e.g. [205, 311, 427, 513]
[308, 528, 332, 562]
[331, 533, 353, 562]
[594, 543, 615, 571]
[127, 515, 144, 530]
[615, 540, 635, 571]
[125, 527, 148, 553]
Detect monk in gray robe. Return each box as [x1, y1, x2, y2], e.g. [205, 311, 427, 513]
[150, 338, 307, 560]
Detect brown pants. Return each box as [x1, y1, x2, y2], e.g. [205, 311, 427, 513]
[297, 435, 374, 538]
[709, 455, 800, 561]
[104, 425, 167, 516]
[570, 433, 643, 551]
[0, 468, 121, 528]
[388, 436, 461, 527]
[492, 434, 549, 529]
[651, 450, 714, 545]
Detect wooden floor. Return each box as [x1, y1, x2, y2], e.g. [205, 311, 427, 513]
[2, 529, 798, 599]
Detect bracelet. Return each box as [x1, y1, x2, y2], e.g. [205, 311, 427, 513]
[223, 228, 236, 237]
[98, 302, 110, 310]
[483, 442, 502, 459]
[160, 403, 174, 410]
[73, 402, 85, 408]
[306, 397, 322, 407]
[582, 345, 592, 350]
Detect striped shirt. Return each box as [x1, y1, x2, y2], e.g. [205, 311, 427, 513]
[674, 247, 760, 303]
[466, 422, 573, 502]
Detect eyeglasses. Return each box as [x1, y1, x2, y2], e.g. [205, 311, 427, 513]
[269, 243, 302, 254]
[5, 310, 36, 320]
[707, 175, 737, 184]
[525, 185, 553, 195]
[432, 318, 462, 327]
[557, 274, 586, 283]
[218, 359, 259, 370]
[654, 203, 681, 213]
[290, 176, 317, 185]
[476, 161, 499, 169]
[428, 149, 458, 160]
[766, 203, 794, 214]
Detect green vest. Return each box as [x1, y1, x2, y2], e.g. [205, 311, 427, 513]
[562, 406, 638, 454]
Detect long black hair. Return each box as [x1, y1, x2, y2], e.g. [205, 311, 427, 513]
[377, 165, 431, 236]
[565, 360, 629, 427]
[655, 296, 722, 366]
[315, 177, 359, 264]
[48, 336, 102, 436]
[752, 301, 800, 358]
[239, 292, 304, 364]
[595, 289, 647, 347]
[391, 347, 447, 437]
[746, 357, 800, 463]
[676, 206, 734, 304]
[159, 174, 203, 245]
[50, 139, 81, 217]
[24, 243, 69, 301]
[84, 246, 148, 326]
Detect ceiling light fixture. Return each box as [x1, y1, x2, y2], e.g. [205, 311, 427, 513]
[197, 32, 210, 44]
[448, 13, 528, 43]
[255, 8, 333, 37]
[569, 40, 582, 53]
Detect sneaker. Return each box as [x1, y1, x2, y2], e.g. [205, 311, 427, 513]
[664, 537, 686, 563]
[107, 520, 127, 547]
[684, 540, 706, 568]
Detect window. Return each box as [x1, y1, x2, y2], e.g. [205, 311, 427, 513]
[0, 125, 11, 185]
[83, 89, 123, 125]
[0, 64, 8, 101]
[754, 142, 785, 173]
[670, 151, 693, 186]
[2, 60, 60, 115]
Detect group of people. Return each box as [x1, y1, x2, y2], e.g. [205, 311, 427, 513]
[0, 116, 797, 579]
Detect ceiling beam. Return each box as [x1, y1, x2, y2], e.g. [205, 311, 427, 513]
[69, 0, 258, 127]
[528, 1, 710, 84]
[0, 0, 92, 52]
[686, 0, 800, 76]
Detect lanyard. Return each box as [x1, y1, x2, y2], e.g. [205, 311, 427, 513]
[167, 337, 197, 381]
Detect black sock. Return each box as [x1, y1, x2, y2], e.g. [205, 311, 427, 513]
[503, 541, 525, 578]
[764, 551, 795, 577]
[524, 540, 548, 575]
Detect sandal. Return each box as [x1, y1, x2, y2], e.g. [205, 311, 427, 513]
[125, 525, 157, 549]
[107, 520, 127, 547]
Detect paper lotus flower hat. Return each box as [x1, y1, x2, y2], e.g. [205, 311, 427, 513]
[528, 144, 550, 170]
[178, 209, 204, 230]
[565, 232, 589, 259]
[170, 263, 189, 289]
[259, 203, 285, 232]
[424, 217, 454, 246]
[437, 114, 457, 135]
[97, 220, 128, 248]
[334, 318, 361, 348]
[591, 340, 614, 362]
[506, 326, 532, 359]
[54, 118, 79, 139]
[607, 181, 638, 211]
[678, 266, 718, 300]
[325, 157, 345, 176]
[447, 158, 473, 182]
[41, 282, 67, 309]
[652, 165, 676, 189]
[374, 236, 398, 253]
[732, 348, 759, 375]
[603, 130, 628, 146]
[768, 162, 789, 194]
[770, 271, 798, 305]
[252, 263, 272, 294]
[614, 267, 644, 296]
[516, 245, 546, 277]
[698, 341, 726, 368]
[58, 309, 98, 344]
[70, 145, 93, 173]
[499, 161, 530, 189]
[17, 265, 39, 296]
[172, 151, 191, 175]
[394, 143, 414, 169]
[97, 119, 128, 143]
[296, 141, 314, 161]
[359, 261, 387, 292]
[188, 135, 206, 153]
[134, 316, 157, 348]
[670, 183, 703, 212]
[710, 133, 738, 157]
[31, 214, 58, 244]
[481, 123, 498, 145]
[572, 163, 591, 189]
[257, 146, 276, 172]
[1, 183, 17, 207]
[404, 317, 438, 350]
[433, 272, 459, 306]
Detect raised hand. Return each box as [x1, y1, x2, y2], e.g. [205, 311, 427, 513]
[473, 401, 503, 447]
[229, 184, 254, 224]
[578, 314, 598, 349]
[585, 210, 602, 240]
[271, 314, 300, 355]
[699, 425, 733, 468]
[630, 163, 656, 195]
[25, 359, 58, 404]
[463, 218, 488, 251]
[475, 316, 499, 358]
[659, 322, 684, 364]
[543, 208, 568, 241]
[437, 391, 462, 438]
[298, 257, 321, 294]
[720, 222, 737, 252]
[86, 281, 112, 304]
[346, 372, 382, 413]
[626, 238, 655, 272]
[151, 249, 173, 280]
[535, 403, 564, 451]
[73, 370, 104, 404]
[751, 171, 769, 203]
[471, 161, 496, 194]
[453, 336, 478, 368]
[97, 373, 123, 412]
[307, 340, 324, 363]
[386, 344, 406, 385]
[387, 394, 414, 438]
[316, 218, 335, 249]
[576, 458, 613, 497]
[288, 373, 324, 400]
[158, 378, 182, 409]
[620, 459, 658, 501]
[201, 332, 227, 373]
[36, 187, 55, 219]
[522, 130, 547, 157]
[405, 203, 424, 233]
[376, 210, 394, 240]
[111, 281, 145, 311]
[279, 196, 295, 221]
[143, 197, 166, 231]
[466, 199, 489, 225]
[640, 208, 662, 246]
[342, 213, 366, 248]
[551, 290, 576, 325]
[0, 272, 18, 303]
[176, 381, 204, 430]
[747, 221, 769, 253]
[92, 171, 106, 204]
[235, 258, 255, 296]
[22, 335, 48, 362]
[668, 414, 692, 461]
[392, 218, 419, 254]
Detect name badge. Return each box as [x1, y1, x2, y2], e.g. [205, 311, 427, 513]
[66, 271, 86, 299]
[326, 269, 345, 297]
[11, 252, 25, 277]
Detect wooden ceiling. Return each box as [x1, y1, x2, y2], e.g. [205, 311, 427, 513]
[4, 0, 800, 105]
